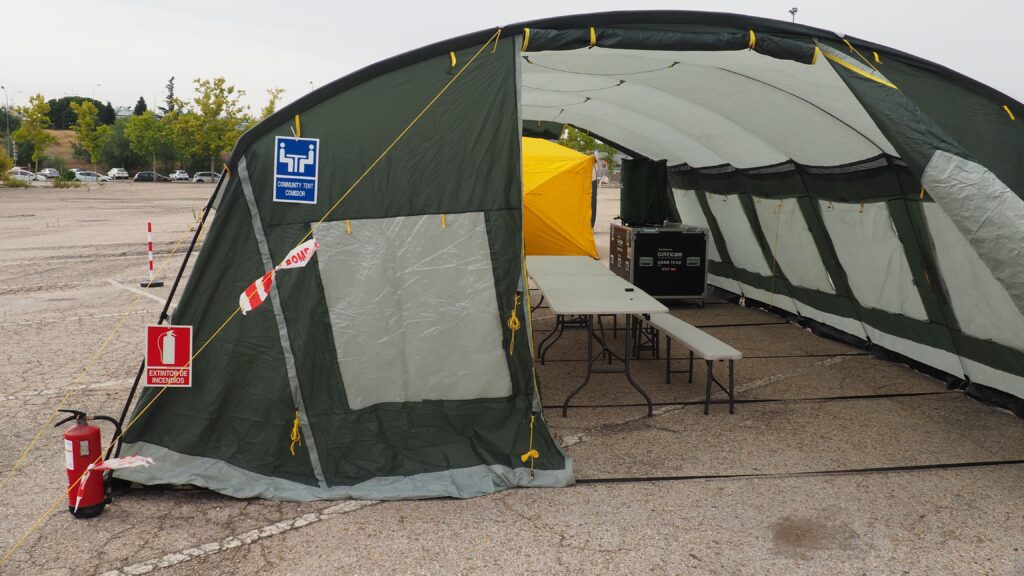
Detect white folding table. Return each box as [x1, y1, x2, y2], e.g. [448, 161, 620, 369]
[525, 255, 613, 278]
[531, 273, 668, 416]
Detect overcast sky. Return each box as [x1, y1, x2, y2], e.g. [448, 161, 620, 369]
[5, 0, 1022, 112]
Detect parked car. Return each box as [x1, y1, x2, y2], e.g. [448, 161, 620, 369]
[107, 167, 130, 180]
[6, 168, 37, 182]
[192, 171, 221, 183]
[134, 171, 170, 182]
[169, 170, 190, 182]
[74, 170, 112, 182]
[36, 168, 61, 179]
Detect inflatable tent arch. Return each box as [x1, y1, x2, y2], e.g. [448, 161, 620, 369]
[117, 11, 1024, 501]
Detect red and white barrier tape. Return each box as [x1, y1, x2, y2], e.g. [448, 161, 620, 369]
[74, 456, 154, 512]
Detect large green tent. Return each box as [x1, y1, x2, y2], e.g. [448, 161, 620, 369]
[117, 11, 1024, 500]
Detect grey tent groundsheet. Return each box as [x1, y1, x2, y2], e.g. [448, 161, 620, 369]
[119, 11, 1024, 501]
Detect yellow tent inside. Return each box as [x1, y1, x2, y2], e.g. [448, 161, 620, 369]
[522, 137, 598, 258]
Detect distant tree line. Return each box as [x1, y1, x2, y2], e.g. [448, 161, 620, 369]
[5, 76, 284, 173]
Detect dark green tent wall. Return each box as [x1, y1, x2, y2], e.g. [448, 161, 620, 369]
[118, 11, 1024, 500]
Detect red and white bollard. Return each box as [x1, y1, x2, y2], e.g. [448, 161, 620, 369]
[140, 221, 164, 288]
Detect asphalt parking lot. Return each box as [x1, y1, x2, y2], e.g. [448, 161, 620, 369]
[1, 182, 1023, 575]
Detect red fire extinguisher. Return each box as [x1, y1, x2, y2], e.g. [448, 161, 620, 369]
[55, 410, 120, 519]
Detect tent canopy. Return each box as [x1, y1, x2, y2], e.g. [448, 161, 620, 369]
[522, 137, 598, 258]
[117, 11, 1024, 502]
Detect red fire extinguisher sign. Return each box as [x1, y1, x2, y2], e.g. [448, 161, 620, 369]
[145, 325, 193, 387]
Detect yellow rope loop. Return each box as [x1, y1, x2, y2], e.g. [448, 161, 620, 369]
[222, 163, 231, 177]
[294, 114, 302, 138]
[345, 219, 351, 234]
[522, 28, 531, 52]
[920, 187, 926, 200]
[519, 414, 539, 478]
[873, 51, 883, 64]
[589, 27, 597, 48]
[748, 30, 756, 50]
[441, 213, 447, 229]
[289, 411, 302, 456]
[491, 28, 501, 53]
[507, 292, 522, 355]
[449, 51, 457, 69]
[1004, 105, 1016, 121]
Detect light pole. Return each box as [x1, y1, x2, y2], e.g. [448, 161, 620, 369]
[789, 7, 798, 23]
[1, 85, 9, 158]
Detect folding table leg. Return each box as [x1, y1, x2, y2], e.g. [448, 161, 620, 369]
[704, 360, 713, 415]
[622, 316, 653, 417]
[562, 315, 595, 416]
[665, 336, 671, 384]
[688, 351, 694, 384]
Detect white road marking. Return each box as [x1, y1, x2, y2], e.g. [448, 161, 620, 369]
[0, 254, 142, 266]
[0, 378, 133, 402]
[0, 310, 148, 328]
[97, 500, 378, 576]
[0, 279, 105, 292]
[734, 355, 851, 395]
[106, 279, 168, 305]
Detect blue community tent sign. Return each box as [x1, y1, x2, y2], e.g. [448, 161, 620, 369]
[274, 136, 319, 204]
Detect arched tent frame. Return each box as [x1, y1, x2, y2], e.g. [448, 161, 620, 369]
[117, 11, 1024, 501]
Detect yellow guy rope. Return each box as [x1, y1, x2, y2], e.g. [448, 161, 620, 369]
[294, 114, 302, 138]
[0, 215, 201, 496]
[843, 38, 878, 72]
[1, 28, 506, 568]
[1, 304, 240, 568]
[1004, 106, 1016, 121]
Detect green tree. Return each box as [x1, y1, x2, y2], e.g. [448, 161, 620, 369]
[560, 126, 620, 169]
[99, 101, 116, 125]
[46, 96, 104, 130]
[70, 100, 111, 167]
[12, 94, 57, 171]
[100, 118, 142, 170]
[125, 111, 164, 174]
[188, 77, 250, 172]
[0, 147, 12, 173]
[260, 87, 285, 120]
[133, 97, 147, 116]
[159, 76, 176, 115]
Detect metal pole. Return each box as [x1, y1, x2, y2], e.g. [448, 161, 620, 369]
[111, 198, 214, 458]
[1, 86, 9, 158]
